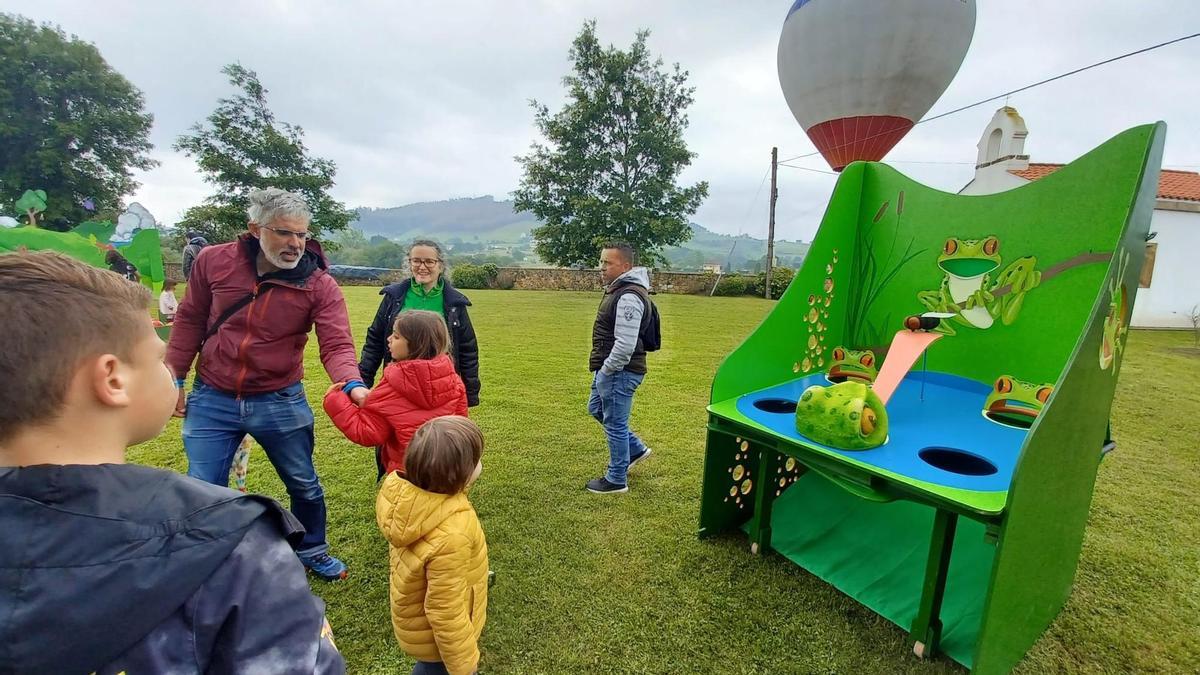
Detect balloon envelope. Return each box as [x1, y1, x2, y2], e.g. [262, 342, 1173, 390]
[778, 0, 976, 170]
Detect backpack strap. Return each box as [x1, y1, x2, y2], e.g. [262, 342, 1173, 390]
[202, 285, 275, 345]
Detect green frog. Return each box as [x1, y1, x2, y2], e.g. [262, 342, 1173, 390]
[794, 381, 888, 450]
[1100, 249, 1130, 372]
[982, 375, 1053, 427]
[917, 236, 1041, 334]
[827, 347, 877, 384]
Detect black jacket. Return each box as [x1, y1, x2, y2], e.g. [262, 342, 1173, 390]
[0, 464, 345, 674]
[182, 236, 207, 280]
[360, 278, 481, 406]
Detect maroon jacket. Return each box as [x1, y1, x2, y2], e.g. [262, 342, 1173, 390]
[166, 234, 361, 396]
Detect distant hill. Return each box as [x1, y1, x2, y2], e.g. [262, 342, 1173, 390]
[355, 196, 537, 243]
[352, 195, 808, 271]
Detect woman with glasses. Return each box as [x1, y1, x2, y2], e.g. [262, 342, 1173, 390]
[359, 240, 481, 476]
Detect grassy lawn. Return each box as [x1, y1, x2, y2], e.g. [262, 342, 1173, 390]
[130, 287, 1200, 673]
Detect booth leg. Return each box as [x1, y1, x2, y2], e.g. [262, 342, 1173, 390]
[747, 451, 784, 555]
[910, 508, 958, 659]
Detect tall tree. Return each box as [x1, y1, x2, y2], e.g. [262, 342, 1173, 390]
[513, 21, 708, 268]
[175, 64, 355, 242]
[0, 14, 156, 230]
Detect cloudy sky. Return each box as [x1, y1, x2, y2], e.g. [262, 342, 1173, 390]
[5, 1, 1199, 242]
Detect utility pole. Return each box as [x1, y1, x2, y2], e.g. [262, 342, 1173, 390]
[765, 146, 778, 300]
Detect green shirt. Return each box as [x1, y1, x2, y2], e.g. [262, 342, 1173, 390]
[404, 278, 445, 316]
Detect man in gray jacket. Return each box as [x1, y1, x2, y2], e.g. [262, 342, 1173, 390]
[586, 242, 654, 494]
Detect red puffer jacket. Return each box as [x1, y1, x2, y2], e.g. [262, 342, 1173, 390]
[323, 354, 468, 474]
[166, 234, 360, 396]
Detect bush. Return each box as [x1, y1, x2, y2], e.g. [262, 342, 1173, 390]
[753, 267, 795, 299]
[451, 263, 496, 289]
[712, 274, 752, 296]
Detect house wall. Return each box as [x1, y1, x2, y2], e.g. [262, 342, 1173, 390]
[1131, 207, 1200, 328]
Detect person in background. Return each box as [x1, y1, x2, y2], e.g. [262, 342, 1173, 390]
[182, 230, 208, 281]
[159, 278, 179, 323]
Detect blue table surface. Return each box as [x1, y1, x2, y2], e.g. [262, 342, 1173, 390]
[733, 371, 1029, 492]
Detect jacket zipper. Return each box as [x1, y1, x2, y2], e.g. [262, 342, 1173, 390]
[233, 282, 271, 399]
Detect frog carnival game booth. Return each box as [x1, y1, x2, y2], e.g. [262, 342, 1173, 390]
[698, 124, 1164, 673]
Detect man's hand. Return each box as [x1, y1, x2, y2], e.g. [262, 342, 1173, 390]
[173, 388, 187, 418]
[349, 386, 369, 408]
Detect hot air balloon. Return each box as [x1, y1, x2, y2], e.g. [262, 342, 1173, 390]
[777, 0, 976, 171]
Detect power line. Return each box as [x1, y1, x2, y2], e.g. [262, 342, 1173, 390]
[778, 31, 1200, 164]
[777, 162, 838, 175]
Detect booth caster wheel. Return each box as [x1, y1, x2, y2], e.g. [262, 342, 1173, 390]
[750, 542, 760, 555]
[913, 641, 928, 659]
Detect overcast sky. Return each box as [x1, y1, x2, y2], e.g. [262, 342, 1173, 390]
[4, 1, 1199, 242]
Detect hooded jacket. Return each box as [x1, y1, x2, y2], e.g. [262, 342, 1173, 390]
[0, 464, 344, 674]
[324, 353, 468, 475]
[359, 279, 481, 406]
[590, 266, 652, 374]
[166, 233, 361, 396]
[376, 473, 488, 675]
[182, 235, 208, 280]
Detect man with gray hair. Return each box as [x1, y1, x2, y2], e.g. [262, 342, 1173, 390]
[167, 187, 366, 581]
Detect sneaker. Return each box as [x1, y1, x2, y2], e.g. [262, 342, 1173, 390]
[629, 447, 653, 469]
[300, 552, 348, 581]
[586, 477, 629, 494]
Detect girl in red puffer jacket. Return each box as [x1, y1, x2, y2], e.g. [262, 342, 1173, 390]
[324, 310, 468, 476]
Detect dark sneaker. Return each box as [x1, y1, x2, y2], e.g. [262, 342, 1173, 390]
[300, 552, 348, 581]
[629, 447, 653, 469]
[586, 477, 629, 494]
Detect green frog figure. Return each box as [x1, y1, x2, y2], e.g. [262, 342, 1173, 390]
[981, 375, 1053, 428]
[917, 236, 1041, 334]
[826, 347, 877, 384]
[794, 381, 888, 450]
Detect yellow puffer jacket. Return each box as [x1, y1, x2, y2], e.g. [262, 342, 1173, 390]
[376, 473, 488, 675]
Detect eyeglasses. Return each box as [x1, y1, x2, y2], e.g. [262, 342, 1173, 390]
[408, 258, 442, 269]
[261, 225, 312, 241]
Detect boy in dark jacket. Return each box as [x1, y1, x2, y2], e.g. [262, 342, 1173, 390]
[0, 251, 344, 674]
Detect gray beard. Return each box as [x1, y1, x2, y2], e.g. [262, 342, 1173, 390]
[263, 247, 301, 270]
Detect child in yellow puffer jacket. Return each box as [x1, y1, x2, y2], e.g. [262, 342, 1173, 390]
[376, 416, 488, 675]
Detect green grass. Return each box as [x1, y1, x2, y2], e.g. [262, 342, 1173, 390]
[129, 288, 1200, 673]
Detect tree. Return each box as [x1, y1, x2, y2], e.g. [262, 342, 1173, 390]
[0, 14, 156, 230]
[175, 64, 355, 242]
[513, 21, 708, 268]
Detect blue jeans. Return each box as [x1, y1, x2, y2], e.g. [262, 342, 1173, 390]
[412, 662, 449, 675]
[183, 380, 328, 556]
[588, 369, 647, 486]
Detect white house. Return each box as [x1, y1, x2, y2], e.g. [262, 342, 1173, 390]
[961, 107, 1200, 328]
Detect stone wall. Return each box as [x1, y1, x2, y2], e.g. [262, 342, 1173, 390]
[168, 261, 719, 295]
[502, 267, 717, 294]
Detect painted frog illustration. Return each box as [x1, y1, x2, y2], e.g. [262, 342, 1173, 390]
[794, 381, 887, 450]
[1100, 249, 1130, 372]
[917, 236, 1041, 334]
[982, 375, 1053, 428]
[826, 347, 877, 384]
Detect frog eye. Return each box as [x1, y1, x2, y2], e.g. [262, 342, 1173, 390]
[860, 407, 877, 436]
[983, 236, 1000, 256]
[1036, 386, 1053, 403]
[860, 353, 875, 368]
[995, 376, 1013, 394]
[943, 239, 957, 255]
[832, 347, 845, 361]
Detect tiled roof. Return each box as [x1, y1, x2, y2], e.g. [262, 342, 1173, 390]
[1009, 163, 1200, 202]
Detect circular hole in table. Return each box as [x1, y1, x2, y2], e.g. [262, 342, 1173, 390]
[918, 447, 998, 476]
[752, 398, 797, 414]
